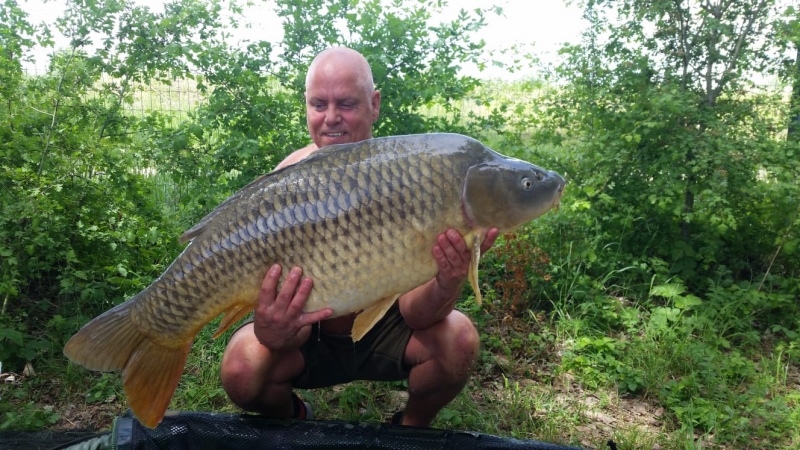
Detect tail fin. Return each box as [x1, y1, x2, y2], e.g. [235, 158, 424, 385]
[64, 301, 190, 428]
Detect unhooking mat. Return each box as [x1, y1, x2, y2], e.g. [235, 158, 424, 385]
[31, 410, 585, 450]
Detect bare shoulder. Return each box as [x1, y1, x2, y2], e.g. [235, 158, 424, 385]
[275, 143, 319, 170]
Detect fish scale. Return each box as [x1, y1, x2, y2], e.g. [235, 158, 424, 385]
[63, 133, 566, 428]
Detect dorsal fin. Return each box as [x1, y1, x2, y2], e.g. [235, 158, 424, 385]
[179, 141, 385, 244]
[179, 172, 272, 244]
[179, 141, 378, 244]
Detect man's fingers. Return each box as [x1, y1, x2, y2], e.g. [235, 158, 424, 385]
[285, 277, 314, 317]
[259, 264, 282, 304]
[434, 228, 498, 279]
[437, 230, 464, 266]
[445, 229, 468, 254]
[300, 308, 334, 326]
[274, 266, 302, 310]
[480, 227, 500, 253]
[432, 243, 452, 272]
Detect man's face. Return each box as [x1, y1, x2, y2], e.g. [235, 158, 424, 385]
[305, 65, 380, 148]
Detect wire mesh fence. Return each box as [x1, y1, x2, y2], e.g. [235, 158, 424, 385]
[22, 67, 545, 125]
[127, 78, 207, 122]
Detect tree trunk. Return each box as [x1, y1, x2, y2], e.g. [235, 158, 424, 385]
[788, 45, 800, 143]
[682, 187, 694, 238]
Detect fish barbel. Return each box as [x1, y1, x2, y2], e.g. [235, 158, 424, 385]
[64, 133, 566, 428]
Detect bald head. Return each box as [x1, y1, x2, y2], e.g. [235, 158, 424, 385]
[305, 47, 375, 97]
[303, 47, 381, 148]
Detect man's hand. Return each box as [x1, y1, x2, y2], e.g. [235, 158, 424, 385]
[253, 264, 333, 352]
[399, 228, 499, 330]
[431, 228, 499, 295]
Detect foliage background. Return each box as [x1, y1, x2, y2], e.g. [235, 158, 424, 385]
[1, 0, 799, 447]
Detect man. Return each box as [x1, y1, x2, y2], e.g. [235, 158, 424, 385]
[220, 46, 498, 427]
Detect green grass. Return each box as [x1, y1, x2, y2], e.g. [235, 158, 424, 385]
[4, 271, 800, 448]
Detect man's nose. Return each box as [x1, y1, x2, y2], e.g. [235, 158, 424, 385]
[324, 106, 340, 124]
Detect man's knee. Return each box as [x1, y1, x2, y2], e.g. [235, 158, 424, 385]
[408, 310, 480, 373]
[454, 311, 480, 346]
[221, 351, 247, 385]
[445, 311, 480, 366]
[219, 325, 303, 407]
[220, 337, 260, 405]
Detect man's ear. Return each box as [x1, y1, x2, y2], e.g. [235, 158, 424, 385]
[371, 90, 381, 122]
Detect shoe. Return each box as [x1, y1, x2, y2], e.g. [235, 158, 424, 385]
[302, 400, 314, 420]
[292, 392, 314, 420]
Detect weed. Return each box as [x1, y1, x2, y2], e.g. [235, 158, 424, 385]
[0, 401, 60, 431]
[608, 425, 661, 450]
[85, 373, 121, 404]
[482, 231, 551, 315]
[171, 318, 235, 413]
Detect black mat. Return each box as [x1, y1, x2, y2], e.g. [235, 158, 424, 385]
[2, 410, 585, 450]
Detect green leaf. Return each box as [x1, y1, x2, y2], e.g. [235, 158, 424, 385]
[675, 294, 703, 309]
[651, 283, 686, 299]
[0, 328, 24, 346]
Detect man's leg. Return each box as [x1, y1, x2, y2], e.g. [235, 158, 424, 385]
[401, 310, 480, 427]
[220, 322, 305, 418]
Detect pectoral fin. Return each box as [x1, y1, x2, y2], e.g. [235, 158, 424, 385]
[351, 294, 400, 342]
[468, 231, 483, 305]
[213, 303, 255, 339]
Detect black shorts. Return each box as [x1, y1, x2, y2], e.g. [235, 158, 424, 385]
[293, 302, 413, 389]
[233, 302, 413, 389]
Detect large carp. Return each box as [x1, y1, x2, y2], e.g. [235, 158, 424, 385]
[64, 133, 565, 428]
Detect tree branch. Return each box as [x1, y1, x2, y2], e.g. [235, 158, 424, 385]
[672, 0, 691, 89]
[758, 207, 799, 292]
[37, 46, 78, 181]
[710, 0, 768, 102]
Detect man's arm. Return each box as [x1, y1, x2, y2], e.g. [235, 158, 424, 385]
[398, 228, 499, 330]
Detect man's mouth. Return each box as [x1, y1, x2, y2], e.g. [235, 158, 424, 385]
[325, 132, 345, 138]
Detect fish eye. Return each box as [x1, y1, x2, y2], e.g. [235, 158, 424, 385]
[521, 177, 533, 190]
